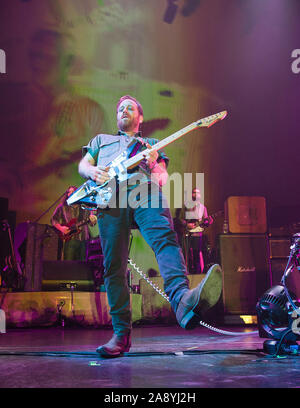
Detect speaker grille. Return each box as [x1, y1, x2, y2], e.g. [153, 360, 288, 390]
[219, 234, 270, 314]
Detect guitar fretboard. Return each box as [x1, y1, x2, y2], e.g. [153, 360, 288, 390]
[124, 121, 198, 169]
[123, 111, 227, 170]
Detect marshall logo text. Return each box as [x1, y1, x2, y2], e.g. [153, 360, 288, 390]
[237, 266, 256, 273]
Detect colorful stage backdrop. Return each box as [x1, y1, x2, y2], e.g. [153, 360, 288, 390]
[0, 0, 300, 237]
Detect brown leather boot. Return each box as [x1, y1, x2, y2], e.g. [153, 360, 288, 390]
[96, 332, 131, 358]
[176, 264, 222, 329]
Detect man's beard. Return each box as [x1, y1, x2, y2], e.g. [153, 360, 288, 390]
[118, 117, 139, 132]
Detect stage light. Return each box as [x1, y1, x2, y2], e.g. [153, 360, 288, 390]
[240, 315, 257, 325]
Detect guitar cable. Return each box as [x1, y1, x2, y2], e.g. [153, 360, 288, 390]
[127, 258, 258, 336]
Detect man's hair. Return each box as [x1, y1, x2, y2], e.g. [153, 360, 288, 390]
[116, 95, 143, 117]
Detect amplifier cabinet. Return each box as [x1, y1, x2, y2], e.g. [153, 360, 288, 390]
[225, 196, 267, 234]
[219, 234, 270, 314]
[23, 223, 59, 291]
[270, 258, 300, 297]
[269, 237, 291, 259]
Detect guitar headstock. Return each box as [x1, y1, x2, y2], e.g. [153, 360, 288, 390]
[197, 110, 228, 128]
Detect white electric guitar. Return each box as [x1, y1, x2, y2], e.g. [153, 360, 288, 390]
[67, 110, 228, 209]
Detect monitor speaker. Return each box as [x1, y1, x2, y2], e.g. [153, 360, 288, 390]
[42, 260, 96, 291]
[219, 234, 271, 314]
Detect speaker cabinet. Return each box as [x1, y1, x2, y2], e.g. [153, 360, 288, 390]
[219, 234, 271, 314]
[268, 236, 300, 295]
[0, 197, 8, 218]
[21, 223, 59, 291]
[270, 259, 300, 297]
[269, 237, 291, 258]
[270, 258, 288, 285]
[225, 196, 267, 233]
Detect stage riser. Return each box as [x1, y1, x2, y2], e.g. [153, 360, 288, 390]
[1, 275, 206, 327]
[1, 292, 142, 328]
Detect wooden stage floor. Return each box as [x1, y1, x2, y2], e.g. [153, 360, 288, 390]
[0, 323, 299, 392]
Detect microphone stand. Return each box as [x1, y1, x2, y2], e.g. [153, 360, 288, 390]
[33, 191, 66, 224]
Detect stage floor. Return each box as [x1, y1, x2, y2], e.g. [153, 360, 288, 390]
[0, 323, 299, 391]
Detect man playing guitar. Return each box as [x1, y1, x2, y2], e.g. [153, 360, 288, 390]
[184, 188, 213, 274]
[51, 186, 97, 260]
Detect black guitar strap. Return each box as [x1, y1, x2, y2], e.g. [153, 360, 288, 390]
[128, 140, 143, 158]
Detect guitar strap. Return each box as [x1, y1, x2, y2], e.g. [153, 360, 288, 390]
[125, 140, 144, 174]
[129, 140, 143, 158]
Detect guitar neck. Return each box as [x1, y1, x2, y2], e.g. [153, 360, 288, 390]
[200, 210, 223, 225]
[123, 110, 227, 170]
[123, 121, 200, 169]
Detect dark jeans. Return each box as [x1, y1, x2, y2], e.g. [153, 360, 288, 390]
[62, 239, 86, 261]
[188, 234, 203, 274]
[98, 188, 189, 336]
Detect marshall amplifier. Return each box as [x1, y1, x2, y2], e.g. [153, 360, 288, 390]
[219, 234, 271, 314]
[19, 223, 59, 291]
[269, 237, 291, 259]
[225, 196, 267, 234]
[268, 236, 299, 296]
